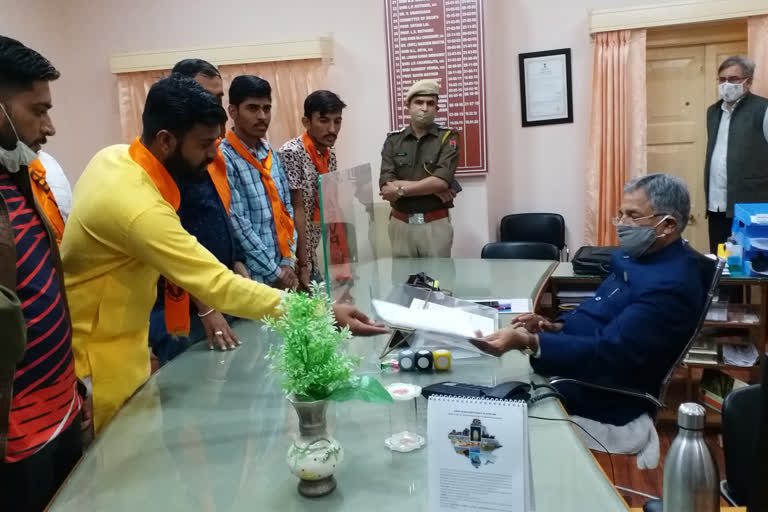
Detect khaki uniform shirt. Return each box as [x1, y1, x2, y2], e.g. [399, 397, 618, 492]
[379, 124, 459, 214]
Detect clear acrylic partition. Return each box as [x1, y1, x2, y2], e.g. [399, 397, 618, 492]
[318, 163, 385, 305]
[318, 163, 452, 309]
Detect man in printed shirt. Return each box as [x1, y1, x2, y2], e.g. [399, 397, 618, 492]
[0, 36, 88, 512]
[62, 76, 386, 434]
[222, 75, 299, 290]
[278, 90, 346, 290]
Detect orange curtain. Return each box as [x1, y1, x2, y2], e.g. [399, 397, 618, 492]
[117, 70, 168, 142]
[584, 30, 647, 246]
[748, 15, 768, 97]
[116, 59, 327, 146]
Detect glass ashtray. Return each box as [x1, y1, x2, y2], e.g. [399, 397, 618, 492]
[384, 431, 426, 452]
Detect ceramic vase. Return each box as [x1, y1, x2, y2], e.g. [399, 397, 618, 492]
[286, 394, 343, 497]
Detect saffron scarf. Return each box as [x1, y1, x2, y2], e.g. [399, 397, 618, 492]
[225, 130, 294, 258]
[27, 159, 66, 246]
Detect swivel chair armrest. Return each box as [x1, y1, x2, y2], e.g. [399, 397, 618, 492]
[548, 377, 664, 409]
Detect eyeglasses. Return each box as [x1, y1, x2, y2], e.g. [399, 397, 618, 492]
[611, 213, 670, 226]
[717, 76, 748, 84]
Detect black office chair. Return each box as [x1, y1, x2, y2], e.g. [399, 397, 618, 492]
[549, 248, 726, 417]
[499, 213, 568, 260]
[481, 241, 560, 261]
[720, 384, 761, 505]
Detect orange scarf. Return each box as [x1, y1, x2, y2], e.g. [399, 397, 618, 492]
[225, 130, 294, 258]
[28, 159, 66, 246]
[301, 133, 330, 224]
[207, 148, 231, 213]
[128, 138, 231, 337]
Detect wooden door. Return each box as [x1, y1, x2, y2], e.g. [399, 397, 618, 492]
[647, 45, 709, 251]
[646, 21, 747, 252]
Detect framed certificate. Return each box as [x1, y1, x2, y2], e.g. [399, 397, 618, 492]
[518, 48, 573, 127]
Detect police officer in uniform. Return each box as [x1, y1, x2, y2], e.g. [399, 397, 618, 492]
[379, 79, 460, 258]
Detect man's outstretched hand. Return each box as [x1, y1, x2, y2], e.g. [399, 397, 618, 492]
[332, 303, 389, 336]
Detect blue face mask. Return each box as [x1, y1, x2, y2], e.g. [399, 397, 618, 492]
[616, 215, 670, 258]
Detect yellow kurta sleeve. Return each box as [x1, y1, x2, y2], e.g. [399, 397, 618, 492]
[124, 203, 282, 320]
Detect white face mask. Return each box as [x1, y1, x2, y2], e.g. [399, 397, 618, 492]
[0, 103, 38, 173]
[719, 81, 746, 104]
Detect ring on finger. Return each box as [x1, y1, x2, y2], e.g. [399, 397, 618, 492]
[214, 330, 224, 336]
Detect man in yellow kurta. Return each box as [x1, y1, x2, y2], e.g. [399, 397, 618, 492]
[61, 75, 386, 432]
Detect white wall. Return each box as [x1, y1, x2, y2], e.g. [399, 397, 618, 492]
[0, 0, 667, 257]
[483, 0, 664, 254]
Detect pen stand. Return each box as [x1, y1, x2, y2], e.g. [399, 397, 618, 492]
[385, 383, 425, 452]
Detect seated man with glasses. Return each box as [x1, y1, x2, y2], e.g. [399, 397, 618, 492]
[473, 174, 706, 426]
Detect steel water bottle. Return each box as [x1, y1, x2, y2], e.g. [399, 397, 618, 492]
[662, 402, 719, 512]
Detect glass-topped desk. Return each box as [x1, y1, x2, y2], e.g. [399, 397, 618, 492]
[50, 259, 629, 511]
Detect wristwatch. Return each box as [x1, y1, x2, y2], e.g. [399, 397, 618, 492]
[397, 185, 407, 197]
[520, 334, 539, 357]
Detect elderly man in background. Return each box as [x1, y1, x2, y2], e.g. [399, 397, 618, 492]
[705, 55, 768, 253]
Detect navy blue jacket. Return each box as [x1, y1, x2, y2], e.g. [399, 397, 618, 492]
[532, 239, 706, 425]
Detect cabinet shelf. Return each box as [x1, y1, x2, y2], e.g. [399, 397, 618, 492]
[702, 304, 760, 328]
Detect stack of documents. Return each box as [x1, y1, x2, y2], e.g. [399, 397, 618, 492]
[684, 339, 719, 366]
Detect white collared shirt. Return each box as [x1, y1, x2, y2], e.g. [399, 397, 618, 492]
[708, 100, 768, 212]
[37, 151, 72, 221]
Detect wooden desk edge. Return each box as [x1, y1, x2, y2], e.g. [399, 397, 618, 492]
[531, 261, 558, 314]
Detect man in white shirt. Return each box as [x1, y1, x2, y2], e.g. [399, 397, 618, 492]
[37, 150, 72, 220]
[704, 55, 768, 254]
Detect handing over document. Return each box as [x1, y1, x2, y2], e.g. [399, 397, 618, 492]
[372, 299, 496, 339]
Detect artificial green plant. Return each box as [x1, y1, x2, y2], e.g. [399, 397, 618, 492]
[264, 282, 392, 403]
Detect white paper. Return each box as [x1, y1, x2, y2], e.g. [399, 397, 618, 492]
[410, 299, 497, 336]
[502, 299, 532, 313]
[524, 54, 568, 122]
[428, 396, 533, 512]
[373, 299, 496, 338]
